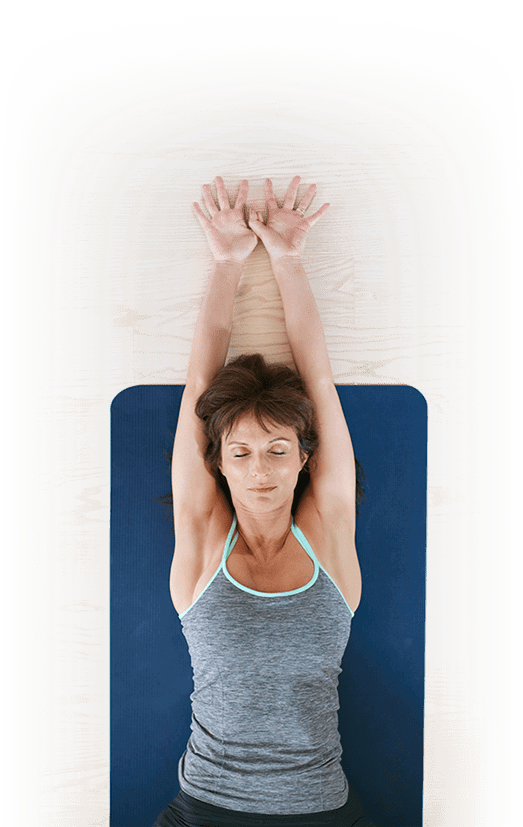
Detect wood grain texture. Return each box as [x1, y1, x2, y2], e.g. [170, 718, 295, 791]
[6, 24, 517, 827]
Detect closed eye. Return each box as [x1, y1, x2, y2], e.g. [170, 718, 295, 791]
[233, 451, 285, 457]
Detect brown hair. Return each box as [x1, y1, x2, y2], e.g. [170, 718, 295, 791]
[195, 353, 319, 475]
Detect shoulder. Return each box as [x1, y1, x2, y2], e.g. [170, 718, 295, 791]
[296, 492, 361, 613]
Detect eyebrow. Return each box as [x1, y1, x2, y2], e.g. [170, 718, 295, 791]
[227, 437, 292, 447]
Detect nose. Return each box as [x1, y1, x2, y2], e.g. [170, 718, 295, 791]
[250, 452, 270, 478]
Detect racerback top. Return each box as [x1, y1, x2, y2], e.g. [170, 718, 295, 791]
[177, 516, 354, 814]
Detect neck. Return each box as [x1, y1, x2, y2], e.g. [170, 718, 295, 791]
[233, 502, 293, 560]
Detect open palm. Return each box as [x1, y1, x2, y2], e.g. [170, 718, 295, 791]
[193, 177, 258, 263]
[248, 177, 329, 260]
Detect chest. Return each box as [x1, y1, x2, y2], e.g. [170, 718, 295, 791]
[225, 532, 315, 593]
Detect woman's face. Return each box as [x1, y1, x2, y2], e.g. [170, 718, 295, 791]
[219, 413, 306, 514]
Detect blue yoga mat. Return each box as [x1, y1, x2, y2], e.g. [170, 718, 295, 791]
[110, 385, 426, 827]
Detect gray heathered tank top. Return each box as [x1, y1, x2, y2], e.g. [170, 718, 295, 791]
[177, 516, 354, 815]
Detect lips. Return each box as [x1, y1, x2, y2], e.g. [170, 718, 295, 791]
[249, 486, 276, 492]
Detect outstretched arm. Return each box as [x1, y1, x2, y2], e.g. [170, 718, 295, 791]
[248, 177, 358, 554]
[247, 176, 332, 390]
[172, 177, 257, 518]
[187, 177, 257, 390]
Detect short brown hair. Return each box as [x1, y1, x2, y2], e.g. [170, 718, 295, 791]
[195, 353, 319, 477]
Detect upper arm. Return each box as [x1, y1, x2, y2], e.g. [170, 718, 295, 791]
[171, 384, 221, 524]
[304, 379, 356, 522]
[170, 383, 231, 611]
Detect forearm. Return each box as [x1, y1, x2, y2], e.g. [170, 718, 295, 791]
[186, 260, 243, 390]
[271, 256, 334, 389]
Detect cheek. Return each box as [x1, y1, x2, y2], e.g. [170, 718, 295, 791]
[219, 458, 239, 482]
[282, 461, 302, 483]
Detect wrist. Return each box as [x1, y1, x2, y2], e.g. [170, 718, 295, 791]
[270, 252, 303, 261]
[211, 259, 244, 277]
[269, 254, 304, 272]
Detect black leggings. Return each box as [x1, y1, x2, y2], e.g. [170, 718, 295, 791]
[152, 786, 377, 827]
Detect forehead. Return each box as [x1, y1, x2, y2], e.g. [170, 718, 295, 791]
[224, 413, 297, 444]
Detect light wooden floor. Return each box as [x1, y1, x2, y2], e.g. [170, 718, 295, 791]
[6, 19, 517, 827]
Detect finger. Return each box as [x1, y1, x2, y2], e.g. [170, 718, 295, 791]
[283, 175, 301, 209]
[264, 178, 279, 212]
[193, 201, 211, 227]
[304, 202, 330, 228]
[234, 179, 249, 210]
[248, 208, 268, 239]
[215, 176, 231, 210]
[248, 208, 266, 223]
[202, 185, 218, 217]
[296, 183, 316, 215]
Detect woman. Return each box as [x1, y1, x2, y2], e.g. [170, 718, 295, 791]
[154, 176, 375, 826]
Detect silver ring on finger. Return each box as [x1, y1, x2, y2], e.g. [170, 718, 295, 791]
[296, 207, 305, 216]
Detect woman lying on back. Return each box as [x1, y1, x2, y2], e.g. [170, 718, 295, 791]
[153, 176, 376, 827]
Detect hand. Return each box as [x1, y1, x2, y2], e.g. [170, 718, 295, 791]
[247, 176, 329, 261]
[193, 177, 258, 263]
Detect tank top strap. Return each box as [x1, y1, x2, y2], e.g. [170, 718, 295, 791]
[291, 520, 320, 564]
[221, 515, 239, 563]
